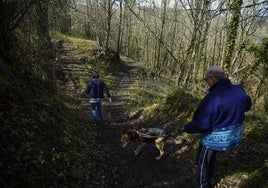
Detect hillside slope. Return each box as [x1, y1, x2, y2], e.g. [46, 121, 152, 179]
[56, 37, 268, 188]
[1, 35, 266, 187]
[56, 38, 195, 187]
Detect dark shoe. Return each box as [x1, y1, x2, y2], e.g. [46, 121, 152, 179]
[191, 177, 199, 188]
[100, 121, 110, 127]
[98, 121, 104, 126]
[208, 178, 217, 187]
[104, 122, 110, 127]
[93, 121, 99, 126]
[192, 176, 216, 188]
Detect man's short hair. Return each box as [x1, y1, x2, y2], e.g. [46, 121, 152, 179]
[206, 66, 226, 80]
[92, 72, 99, 78]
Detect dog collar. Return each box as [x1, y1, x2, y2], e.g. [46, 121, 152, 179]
[130, 130, 137, 137]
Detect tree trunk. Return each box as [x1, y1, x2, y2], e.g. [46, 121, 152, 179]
[223, 0, 243, 74]
[35, 0, 56, 89]
[116, 0, 123, 54]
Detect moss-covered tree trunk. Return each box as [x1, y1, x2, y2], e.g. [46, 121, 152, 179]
[35, 1, 56, 90]
[223, 0, 243, 74]
[104, 0, 113, 51]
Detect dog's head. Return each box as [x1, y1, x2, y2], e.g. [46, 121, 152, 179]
[121, 129, 137, 148]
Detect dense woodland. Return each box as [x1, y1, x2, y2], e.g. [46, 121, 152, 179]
[1, 0, 268, 106]
[0, 0, 268, 187]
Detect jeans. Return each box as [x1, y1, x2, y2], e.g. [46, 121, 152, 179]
[90, 101, 104, 124]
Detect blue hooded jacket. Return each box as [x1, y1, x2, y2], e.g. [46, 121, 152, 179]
[184, 79, 252, 150]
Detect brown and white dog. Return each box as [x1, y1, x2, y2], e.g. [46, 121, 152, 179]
[121, 127, 176, 160]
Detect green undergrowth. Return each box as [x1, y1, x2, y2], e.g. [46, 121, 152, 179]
[126, 77, 267, 187]
[2, 33, 267, 187]
[51, 31, 99, 52]
[127, 81, 199, 130]
[51, 34, 267, 187]
[0, 69, 96, 186]
[0, 33, 123, 186]
[217, 115, 268, 187]
[52, 33, 124, 91]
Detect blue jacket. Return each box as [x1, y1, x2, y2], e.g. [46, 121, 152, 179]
[86, 79, 111, 99]
[185, 79, 251, 133]
[184, 79, 251, 150]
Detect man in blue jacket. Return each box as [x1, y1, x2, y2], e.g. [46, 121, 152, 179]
[184, 66, 252, 188]
[86, 73, 112, 126]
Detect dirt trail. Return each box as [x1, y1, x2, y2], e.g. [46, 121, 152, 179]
[58, 42, 195, 187]
[83, 60, 195, 188]
[57, 40, 264, 188]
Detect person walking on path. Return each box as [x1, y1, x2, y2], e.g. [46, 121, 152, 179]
[86, 72, 112, 126]
[183, 66, 252, 188]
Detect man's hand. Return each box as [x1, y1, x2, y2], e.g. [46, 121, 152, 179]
[108, 97, 112, 103]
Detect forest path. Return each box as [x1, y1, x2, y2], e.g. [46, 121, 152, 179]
[85, 59, 194, 188]
[57, 41, 195, 187]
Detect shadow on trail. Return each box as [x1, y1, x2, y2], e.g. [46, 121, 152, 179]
[58, 40, 265, 188]
[91, 125, 194, 188]
[84, 60, 195, 188]
[56, 43, 197, 187]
